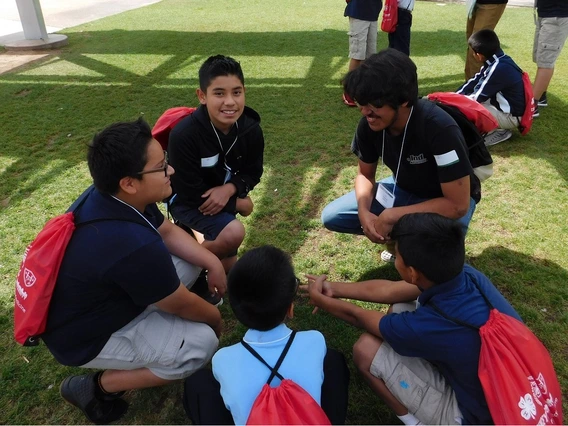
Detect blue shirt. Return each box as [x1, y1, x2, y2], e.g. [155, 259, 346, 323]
[379, 265, 521, 424]
[212, 324, 327, 425]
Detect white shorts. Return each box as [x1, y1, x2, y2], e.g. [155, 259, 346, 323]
[348, 18, 378, 60]
[80, 255, 218, 380]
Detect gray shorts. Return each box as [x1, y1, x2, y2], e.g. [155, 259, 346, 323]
[533, 17, 568, 68]
[370, 302, 462, 425]
[348, 17, 378, 60]
[80, 256, 218, 380]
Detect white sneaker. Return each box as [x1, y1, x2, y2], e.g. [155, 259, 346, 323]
[380, 250, 396, 263]
[484, 129, 512, 147]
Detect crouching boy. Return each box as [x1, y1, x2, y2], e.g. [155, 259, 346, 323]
[306, 213, 522, 424]
[184, 246, 350, 424]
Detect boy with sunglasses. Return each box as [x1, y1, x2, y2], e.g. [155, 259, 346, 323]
[168, 55, 264, 276]
[42, 118, 226, 424]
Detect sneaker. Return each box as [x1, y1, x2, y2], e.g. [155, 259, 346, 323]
[342, 92, 357, 107]
[484, 129, 512, 147]
[380, 250, 396, 263]
[190, 271, 223, 306]
[537, 92, 548, 107]
[533, 105, 540, 118]
[60, 374, 128, 424]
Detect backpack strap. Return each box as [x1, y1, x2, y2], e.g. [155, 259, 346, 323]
[426, 272, 495, 330]
[241, 330, 297, 385]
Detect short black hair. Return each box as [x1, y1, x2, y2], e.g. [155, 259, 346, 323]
[228, 245, 297, 331]
[468, 29, 501, 59]
[390, 213, 465, 284]
[198, 55, 245, 91]
[87, 117, 152, 194]
[342, 48, 418, 108]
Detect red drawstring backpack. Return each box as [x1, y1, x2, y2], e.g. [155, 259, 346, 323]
[426, 92, 499, 134]
[152, 106, 196, 149]
[14, 187, 94, 346]
[381, 0, 398, 33]
[429, 275, 563, 425]
[517, 70, 535, 136]
[241, 331, 331, 425]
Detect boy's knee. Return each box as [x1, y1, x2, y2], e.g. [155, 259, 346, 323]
[216, 219, 245, 249]
[353, 333, 381, 373]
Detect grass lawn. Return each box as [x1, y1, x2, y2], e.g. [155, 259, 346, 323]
[1, 0, 567, 423]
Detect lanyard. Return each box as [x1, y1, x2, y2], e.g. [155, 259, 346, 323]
[210, 121, 239, 173]
[380, 106, 414, 193]
[110, 195, 160, 235]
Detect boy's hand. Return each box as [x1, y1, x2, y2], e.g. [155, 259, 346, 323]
[302, 274, 329, 314]
[236, 196, 254, 217]
[200, 184, 236, 216]
[207, 265, 227, 297]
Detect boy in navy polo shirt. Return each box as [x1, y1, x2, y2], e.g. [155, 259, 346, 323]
[306, 213, 522, 425]
[184, 246, 350, 425]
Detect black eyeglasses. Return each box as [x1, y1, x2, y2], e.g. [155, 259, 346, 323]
[137, 150, 169, 177]
[294, 276, 301, 295]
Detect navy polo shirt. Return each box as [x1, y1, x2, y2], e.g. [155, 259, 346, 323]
[379, 265, 521, 424]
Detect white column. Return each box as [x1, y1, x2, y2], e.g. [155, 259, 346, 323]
[15, 0, 48, 40]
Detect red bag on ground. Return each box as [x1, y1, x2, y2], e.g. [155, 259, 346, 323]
[381, 0, 398, 33]
[242, 331, 331, 425]
[427, 92, 499, 134]
[14, 213, 75, 346]
[518, 71, 535, 136]
[152, 106, 196, 149]
[479, 309, 563, 425]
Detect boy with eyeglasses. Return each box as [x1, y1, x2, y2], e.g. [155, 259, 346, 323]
[168, 55, 264, 277]
[41, 118, 226, 424]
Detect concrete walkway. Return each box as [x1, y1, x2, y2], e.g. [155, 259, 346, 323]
[0, 0, 534, 75]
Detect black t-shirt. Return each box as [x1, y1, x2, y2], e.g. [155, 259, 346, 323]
[537, 0, 568, 17]
[351, 99, 478, 200]
[42, 188, 180, 366]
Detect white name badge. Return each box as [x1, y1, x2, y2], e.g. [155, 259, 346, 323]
[201, 154, 219, 168]
[376, 183, 395, 209]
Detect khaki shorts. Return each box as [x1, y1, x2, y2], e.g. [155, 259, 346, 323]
[80, 255, 218, 380]
[370, 303, 462, 425]
[348, 18, 378, 60]
[533, 17, 568, 68]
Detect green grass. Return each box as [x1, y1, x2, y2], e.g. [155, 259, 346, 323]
[1, 0, 567, 423]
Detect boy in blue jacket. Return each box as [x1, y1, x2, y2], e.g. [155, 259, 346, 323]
[457, 29, 525, 146]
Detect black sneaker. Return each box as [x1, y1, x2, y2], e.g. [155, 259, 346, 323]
[538, 92, 548, 107]
[190, 271, 223, 306]
[533, 105, 540, 118]
[60, 374, 128, 424]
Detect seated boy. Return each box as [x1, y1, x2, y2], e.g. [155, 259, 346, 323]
[184, 246, 350, 425]
[457, 29, 526, 146]
[306, 212, 522, 425]
[168, 55, 264, 274]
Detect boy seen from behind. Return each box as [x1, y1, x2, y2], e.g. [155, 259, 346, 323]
[306, 213, 522, 425]
[184, 246, 350, 425]
[457, 29, 526, 146]
[168, 55, 264, 276]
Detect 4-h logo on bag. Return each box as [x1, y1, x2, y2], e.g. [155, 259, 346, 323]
[24, 268, 36, 287]
[519, 373, 560, 424]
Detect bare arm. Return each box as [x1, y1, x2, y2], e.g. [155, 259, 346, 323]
[155, 284, 222, 337]
[158, 219, 227, 296]
[374, 175, 471, 239]
[307, 275, 385, 338]
[355, 160, 385, 243]
[305, 274, 421, 304]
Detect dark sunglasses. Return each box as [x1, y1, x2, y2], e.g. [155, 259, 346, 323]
[137, 150, 169, 177]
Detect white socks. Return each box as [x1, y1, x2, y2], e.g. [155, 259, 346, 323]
[397, 413, 422, 425]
